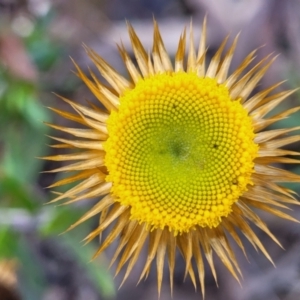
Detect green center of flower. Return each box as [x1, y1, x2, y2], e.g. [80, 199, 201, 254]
[104, 72, 258, 233]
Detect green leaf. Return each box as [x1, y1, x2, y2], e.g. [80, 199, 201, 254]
[2, 123, 49, 184]
[40, 206, 116, 298]
[0, 175, 38, 212]
[63, 232, 116, 299]
[40, 206, 84, 235]
[0, 227, 19, 258]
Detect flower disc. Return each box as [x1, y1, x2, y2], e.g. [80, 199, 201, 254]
[105, 72, 258, 232]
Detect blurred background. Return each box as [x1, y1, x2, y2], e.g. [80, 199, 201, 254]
[0, 0, 300, 299]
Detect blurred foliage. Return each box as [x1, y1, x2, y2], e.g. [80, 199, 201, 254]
[24, 12, 62, 72]
[0, 1, 299, 300]
[0, 6, 115, 300]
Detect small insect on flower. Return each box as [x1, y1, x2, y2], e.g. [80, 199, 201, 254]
[43, 18, 300, 297]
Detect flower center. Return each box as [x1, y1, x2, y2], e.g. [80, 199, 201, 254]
[104, 72, 258, 233]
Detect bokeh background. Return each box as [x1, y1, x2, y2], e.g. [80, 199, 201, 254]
[1, 0, 300, 299]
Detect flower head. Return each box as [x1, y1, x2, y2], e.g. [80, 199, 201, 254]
[44, 18, 300, 297]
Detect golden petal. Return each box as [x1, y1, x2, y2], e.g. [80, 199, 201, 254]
[196, 16, 207, 77]
[216, 34, 239, 83]
[91, 209, 130, 254]
[152, 37, 164, 73]
[175, 29, 186, 72]
[45, 123, 107, 140]
[153, 19, 173, 71]
[48, 107, 85, 125]
[49, 173, 104, 203]
[230, 212, 274, 265]
[55, 94, 109, 123]
[258, 148, 300, 157]
[98, 204, 128, 229]
[117, 42, 141, 83]
[224, 49, 257, 89]
[215, 227, 242, 277]
[260, 135, 300, 150]
[156, 230, 167, 297]
[230, 54, 275, 100]
[47, 136, 104, 150]
[248, 201, 300, 223]
[99, 206, 110, 243]
[255, 165, 300, 182]
[139, 229, 163, 283]
[199, 230, 218, 285]
[70, 194, 115, 234]
[49, 143, 74, 149]
[72, 59, 118, 111]
[71, 107, 108, 134]
[120, 229, 148, 288]
[206, 35, 229, 78]
[255, 88, 299, 108]
[115, 224, 146, 275]
[178, 233, 193, 280]
[127, 22, 149, 77]
[239, 56, 278, 101]
[166, 232, 176, 296]
[187, 21, 196, 72]
[41, 151, 102, 162]
[255, 106, 300, 132]
[253, 177, 298, 199]
[242, 189, 294, 208]
[238, 202, 282, 247]
[244, 81, 285, 112]
[47, 169, 97, 188]
[222, 222, 248, 259]
[84, 45, 132, 94]
[186, 263, 197, 290]
[209, 234, 240, 283]
[45, 156, 104, 173]
[256, 156, 300, 165]
[109, 220, 138, 268]
[254, 117, 287, 133]
[192, 235, 205, 298]
[251, 89, 297, 120]
[147, 51, 155, 75]
[63, 182, 112, 205]
[255, 126, 300, 144]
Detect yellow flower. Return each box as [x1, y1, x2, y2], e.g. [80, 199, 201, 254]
[44, 19, 300, 297]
